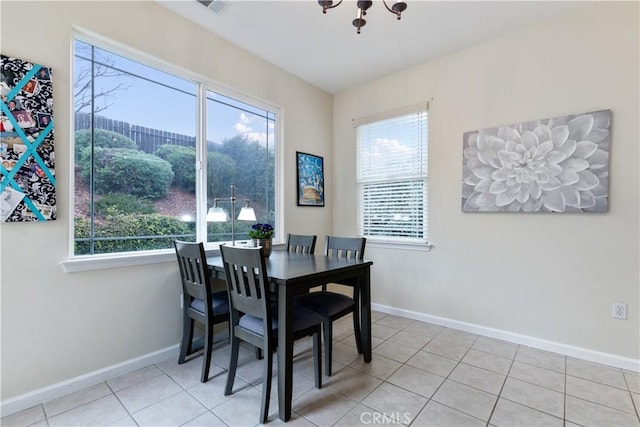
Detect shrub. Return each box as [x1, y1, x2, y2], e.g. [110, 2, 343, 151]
[78, 148, 174, 199]
[75, 128, 137, 153]
[155, 144, 196, 191]
[93, 192, 156, 218]
[206, 151, 236, 197]
[154, 145, 238, 197]
[74, 214, 193, 255]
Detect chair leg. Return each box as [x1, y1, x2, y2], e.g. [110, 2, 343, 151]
[260, 340, 273, 424]
[323, 320, 333, 376]
[200, 322, 214, 383]
[224, 335, 240, 396]
[178, 316, 194, 364]
[313, 328, 322, 389]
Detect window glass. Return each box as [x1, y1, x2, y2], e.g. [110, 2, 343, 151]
[356, 110, 428, 243]
[73, 38, 277, 256]
[205, 91, 276, 243]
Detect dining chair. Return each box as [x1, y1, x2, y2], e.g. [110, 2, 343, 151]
[174, 240, 230, 383]
[286, 233, 317, 254]
[220, 244, 323, 424]
[294, 236, 366, 376]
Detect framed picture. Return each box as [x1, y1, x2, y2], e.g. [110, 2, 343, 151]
[296, 151, 324, 206]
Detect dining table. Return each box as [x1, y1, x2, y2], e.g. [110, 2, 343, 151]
[207, 249, 373, 422]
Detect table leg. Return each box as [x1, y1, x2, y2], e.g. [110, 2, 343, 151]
[360, 266, 372, 362]
[277, 284, 293, 421]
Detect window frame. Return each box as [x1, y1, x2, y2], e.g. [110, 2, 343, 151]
[63, 31, 283, 272]
[354, 103, 431, 251]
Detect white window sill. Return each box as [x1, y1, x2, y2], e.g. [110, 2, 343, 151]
[61, 242, 286, 273]
[366, 239, 433, 252]
[62, 250, 178, 273]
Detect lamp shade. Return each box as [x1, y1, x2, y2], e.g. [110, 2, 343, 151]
[206, 207, 228, 222]
[237, 207, 257, 221]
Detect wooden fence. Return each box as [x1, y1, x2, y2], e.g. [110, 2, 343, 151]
[75, 112, 197, 153]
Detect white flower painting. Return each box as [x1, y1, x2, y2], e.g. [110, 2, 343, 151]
[462, 110, 610, 213]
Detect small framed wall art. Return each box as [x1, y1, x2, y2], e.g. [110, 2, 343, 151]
[296, 151, 324, 207]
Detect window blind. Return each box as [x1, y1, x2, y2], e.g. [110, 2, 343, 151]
[356, 110, 428, 243]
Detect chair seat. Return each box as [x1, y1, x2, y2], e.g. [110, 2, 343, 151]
[239, 305, 324, 337]
[294, 291, 354, 317]
[190, 291, 230, 315]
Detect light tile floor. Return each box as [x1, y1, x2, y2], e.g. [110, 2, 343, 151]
[3, 311, 640, 426]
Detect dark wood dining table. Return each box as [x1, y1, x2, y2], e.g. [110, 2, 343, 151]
[207, 250, 373, 422]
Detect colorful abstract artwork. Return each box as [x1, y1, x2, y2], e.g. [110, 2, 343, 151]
[296, 151, 324, 207]
[1, 54, 56, 222]
[462, 110, 610, 213]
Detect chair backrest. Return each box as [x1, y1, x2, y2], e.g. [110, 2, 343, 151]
[220, 245, 272, 331]
[174, 240, 214, 312]
[324, 236, 366, 260]
[286, 233, 317, 254]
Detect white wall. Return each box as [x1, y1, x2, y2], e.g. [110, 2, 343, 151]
[0, 1, 333, 400]
[334, 3, 639, 362]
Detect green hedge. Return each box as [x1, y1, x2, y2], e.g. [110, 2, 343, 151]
[155, 144, 196, 191]
[78, 148, 173, 199]
[154, 144, 237, 196]
[74, 214, 193, 255]
[75, 129, 137, 152]
[93, 192, 156, 218]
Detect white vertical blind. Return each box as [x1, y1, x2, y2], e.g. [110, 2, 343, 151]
[356, 109, 428, 243]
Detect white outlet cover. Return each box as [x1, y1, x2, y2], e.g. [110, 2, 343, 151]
[612, 303, 628, 319]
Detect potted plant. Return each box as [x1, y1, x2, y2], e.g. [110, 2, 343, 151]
[248, 223, 274, 257]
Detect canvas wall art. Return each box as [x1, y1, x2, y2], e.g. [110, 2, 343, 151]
[462, 109, 610, 213]
[0, 54, 56, 222]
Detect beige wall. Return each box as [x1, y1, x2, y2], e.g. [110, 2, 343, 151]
[1, 0, 638, 406]
[0, 1, 333, 399]
[334, 3, 639, 360]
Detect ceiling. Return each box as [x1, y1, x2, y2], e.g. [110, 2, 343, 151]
[157, 1, 589, 94]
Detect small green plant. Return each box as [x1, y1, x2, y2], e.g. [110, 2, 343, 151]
[93, 193, 156, 217]
[248, 223, 274, 239]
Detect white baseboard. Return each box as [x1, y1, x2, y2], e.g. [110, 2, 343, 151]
[1, 345, 179, 417]
[372, 303, 640, 373]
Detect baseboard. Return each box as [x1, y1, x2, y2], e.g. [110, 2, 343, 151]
[372, 303, 640, 373]
[1, 345, 179, 417]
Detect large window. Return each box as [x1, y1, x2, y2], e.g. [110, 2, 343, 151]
[356, 107, 428, 244]
[73, 37, 277, 256]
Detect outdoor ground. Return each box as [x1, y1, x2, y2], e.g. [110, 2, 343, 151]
[74, 173, 195, 219]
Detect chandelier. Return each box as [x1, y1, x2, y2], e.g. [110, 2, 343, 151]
[318, 0, 408, 34]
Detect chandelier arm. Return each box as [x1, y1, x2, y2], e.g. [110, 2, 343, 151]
[382, 0, 394, 15]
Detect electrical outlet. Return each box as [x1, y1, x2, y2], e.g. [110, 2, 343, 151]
[612, 303, 627, 320]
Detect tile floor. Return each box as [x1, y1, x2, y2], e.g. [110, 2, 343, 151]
[3, 311, 640, 427]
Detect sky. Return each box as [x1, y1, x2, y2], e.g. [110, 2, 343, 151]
[74, 39, 274, 145]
